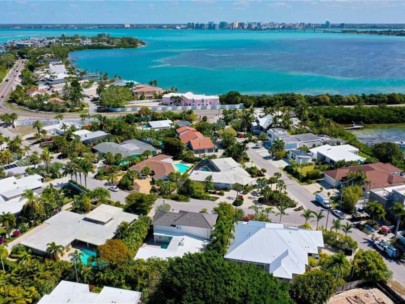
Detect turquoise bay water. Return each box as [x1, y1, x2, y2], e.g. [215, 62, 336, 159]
[2, 28, 405, 94]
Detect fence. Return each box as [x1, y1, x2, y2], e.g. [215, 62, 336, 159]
[15, 118, 94, 127]
[107, 103, 244, 112]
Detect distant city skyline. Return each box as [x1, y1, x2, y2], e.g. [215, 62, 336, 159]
[1, 0, 405, 24]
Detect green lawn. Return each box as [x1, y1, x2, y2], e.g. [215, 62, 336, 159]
[297, 164, 315, 175]
[0, 67, 7, 83]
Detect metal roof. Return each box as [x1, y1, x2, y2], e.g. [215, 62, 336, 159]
[153, 210, 218, 229]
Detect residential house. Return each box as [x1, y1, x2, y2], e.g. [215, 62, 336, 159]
[324, 163, 405, 189]
[369, 185, 405, 210]
[133, 84, 163, 99]
[135, 210, 217, 260]
[0, 174, 43, 214]
[93, 139, 156, 159]
[74, 130, 109, 145]
[130, 154, 175, 180]
[162, 92, 220, 106]
[145, 119, 173, 130]
[189, 158, 254, 189]
[38, 280, 142, 304]
[225, 221, 324, 280]
[310, 144, 365, 164]
[268, 129, 338, 151]
[18, 204, 137, 256]
[27, 88, 47, 97]
[176, 126, 215, 154]
[287, 150, 313, 165]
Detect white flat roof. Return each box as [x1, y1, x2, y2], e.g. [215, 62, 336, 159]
[163, 92, 219, 100]
[135, 231, 207, 260]
[225, 221, 324, 279]
[0, 174, 43, 200]
[0, 197, 27, 215]
[147, 119, 173, 129]
[38, 280, 142, 304]
[20, 205, 137, 253]
[310, 144, 364, 163]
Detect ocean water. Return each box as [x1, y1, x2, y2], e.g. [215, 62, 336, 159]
[2, 28, 405, 94]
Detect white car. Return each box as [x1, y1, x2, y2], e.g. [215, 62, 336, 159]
[108, 186, 119, 192]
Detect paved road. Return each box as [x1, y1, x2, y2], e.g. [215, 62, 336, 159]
[0, 60, 24, 108]
[247, 145, 405, 284]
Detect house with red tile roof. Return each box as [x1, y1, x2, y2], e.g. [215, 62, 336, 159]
[130, 154, 175, 180]
[324, 163, 405, 189]
[176, 127, 215, 154]
[133, 85, 163, 100]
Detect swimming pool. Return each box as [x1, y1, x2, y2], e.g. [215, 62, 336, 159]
[174, 163, 191, 173]
[79, 248, 97, 265]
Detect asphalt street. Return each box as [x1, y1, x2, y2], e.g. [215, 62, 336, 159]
[247, 145, 405, 284]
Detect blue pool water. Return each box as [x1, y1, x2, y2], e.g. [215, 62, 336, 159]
[79, 248, 97, 265]
[175, 163, 191, 173]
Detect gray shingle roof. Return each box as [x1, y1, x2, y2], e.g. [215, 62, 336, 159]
[153, 210, 218, 229]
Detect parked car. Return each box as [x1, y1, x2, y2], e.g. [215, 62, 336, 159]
[374, 238, 399, 258]
[364, 224, 376, 234]
[331, 209, 345, 219]
[108, 185, 119, 192]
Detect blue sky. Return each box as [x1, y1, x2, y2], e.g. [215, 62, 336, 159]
[1, 0, 405, 24]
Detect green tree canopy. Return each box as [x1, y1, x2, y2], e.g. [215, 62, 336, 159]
[289, 269, 336, 304]
[352, 249, 392, 282]
[150, 251, 292, 304]
[100, 85, 133, 107]
[125, 193, 157, 215]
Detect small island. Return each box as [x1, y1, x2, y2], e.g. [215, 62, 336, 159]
[3, 34, 144, 112]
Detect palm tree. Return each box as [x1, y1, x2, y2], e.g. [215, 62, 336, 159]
[0, 212, 16, 230]
[40, 149, 52, 172]
[21, 190, 44, 226]
[90, 187, 111, 204]
[0, 245, 7, 272]
[331, 219, 341, 232]
[321, 253, 350, 280]
[32, 120, 45, 135]
[54, 113, 64, 123]
[79, 158, 94, 187]
[346, 170, 367, 187]
[80, 113, 88, 125]
[46, 242, 64, 261]
[392, 202, 405, 237]
[9, 113, 17, 128]
[341, 222, 353, 236]
[62, 161, 80, 181]
[0, 149, 13, 165]
[276, 204, 288, 223]
[313, 210, 325, 230]
[264, 207, 274, 218]
[256, 178, 268, 192]
[69, 250, 83, 282]
[301, 209, 314, 225]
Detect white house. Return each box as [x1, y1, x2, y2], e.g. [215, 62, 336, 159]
[162, 92, 220, 106]
[287, 150, 313, 165]
[189, 158, 254, 189]
[225, 221, 324, 280]
[38, 280, 142, 304]
[145, 119, 173, 130]
[310, 144, 365, 164]
[135, 210, 217, 260]
[0, 174, 43, 214]
[18, 204, 137, 256]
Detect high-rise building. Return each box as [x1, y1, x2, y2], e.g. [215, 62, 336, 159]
[219, 21, 228, 29]
[324, 20, 331, 28]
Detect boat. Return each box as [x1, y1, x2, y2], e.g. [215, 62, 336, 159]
[395, 141, 405, 148]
